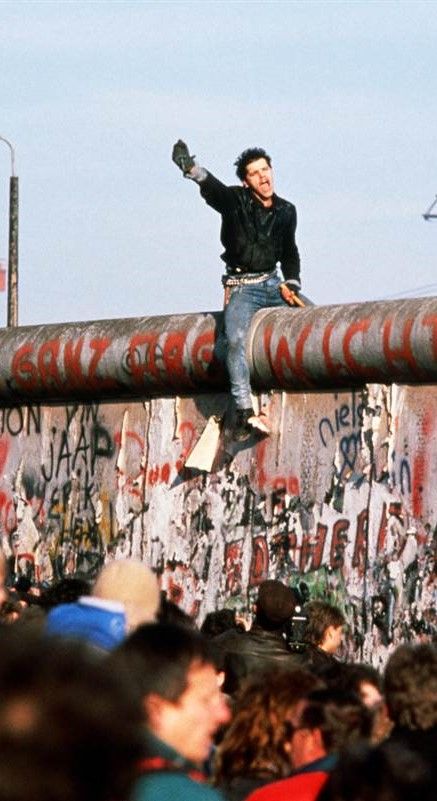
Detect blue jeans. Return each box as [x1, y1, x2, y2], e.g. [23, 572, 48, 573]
[223, 273, 291, 409]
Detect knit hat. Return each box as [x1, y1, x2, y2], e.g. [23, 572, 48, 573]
[256, 580, 298, 625]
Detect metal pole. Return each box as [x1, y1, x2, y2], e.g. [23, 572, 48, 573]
[7, 175, 18, 326]
[0, 136, 18, 327]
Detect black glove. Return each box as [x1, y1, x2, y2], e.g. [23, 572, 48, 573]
[172, 140, 196, 174]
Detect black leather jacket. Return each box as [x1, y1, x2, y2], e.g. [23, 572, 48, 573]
[212, 625, 303, 695]
[199, 171, 301, 285]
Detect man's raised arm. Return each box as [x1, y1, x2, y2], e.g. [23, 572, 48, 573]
[172, 139, 234, 213]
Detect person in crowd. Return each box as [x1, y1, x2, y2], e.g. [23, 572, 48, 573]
[201, 608, 246, 639]
[111, 622, 231, 801]
[245, 687, 372, 801]
[38, 575, 92, 609]
[213, 668, 321, 801]
[0, 597, 24, 624]
[212, 579, 301, 694]
[46, 558, 160, 650]
[0, 626, 144, 801]
[7, 603, 47, 632]
[301, 600, 346, 669]
[341, 663, 392, 743]
[383, 642, 437, 784]
[157, 590, 196, 627]
[317, 741, 435, 801]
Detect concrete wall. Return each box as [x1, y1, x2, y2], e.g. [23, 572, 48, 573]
[0, 300, 435, 667]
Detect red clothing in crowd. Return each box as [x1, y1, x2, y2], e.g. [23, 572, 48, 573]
[245, 769, 328, 801]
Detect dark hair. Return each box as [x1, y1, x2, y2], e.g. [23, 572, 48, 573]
[201, 609, 244, 638]
[0, 627, 143, 801]
[0, 598, 23, 623]
[318, 741, 434, 801]
[234, 148, 272, 181]
[111, 622, 215, 707]
[38, 577, 92, 610]
[304, 601, 345, 647]
[384, 643, 437, 730]
[255, 580, 299, 631]
[157, 593, 195, 628]
[299, 687, 373, 751]
[342, 663, 383, 694]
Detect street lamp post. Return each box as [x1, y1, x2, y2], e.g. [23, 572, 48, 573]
[0, 136, 18, 327]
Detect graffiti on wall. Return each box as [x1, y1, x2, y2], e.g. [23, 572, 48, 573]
[7, 321, 223, 398]
[0, 385, 435, 666]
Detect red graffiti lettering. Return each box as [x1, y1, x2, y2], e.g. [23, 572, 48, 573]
[294, 323, 314, 384]
[422, 314, 437, 360]
[249, 535, 269, 585]
[64, 338, 84, 386]
[148, 465, 160, 486]
[163, 332, 188, 384]
[88, 338, 117, 390]
[128, 333, 160, 384]
[344, 320, 369, 376]
[376, 502, 387, 553]
[38, 339, 62, 391]
[352, 509, 368, 573]
[167, 579, 183, 605]
[272, 476, 300, 496]
[11, 344, 38, 391]
[0, 490, 16, 534]
[330, 518, 350, 569]
[191, 331, 217, 381]
[144, 462, 171, 487]
[0, 437, 9, 474]
[114, 429, 145, 452]
[268, 326, 313, 386]
[382, 318, 420, 378]
[160, 463, 171, 484]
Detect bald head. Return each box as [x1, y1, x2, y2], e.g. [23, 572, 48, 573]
[93, 560, 160, 632]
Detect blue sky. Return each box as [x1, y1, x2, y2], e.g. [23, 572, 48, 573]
[0, 0, 436, 325]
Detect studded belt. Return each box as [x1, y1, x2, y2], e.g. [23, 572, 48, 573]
[222, 269, 276, 287]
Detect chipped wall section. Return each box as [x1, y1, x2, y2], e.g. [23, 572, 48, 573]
[0, 384, 435, 666]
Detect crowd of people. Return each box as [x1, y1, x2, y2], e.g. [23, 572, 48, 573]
[0, 551, 435, 801]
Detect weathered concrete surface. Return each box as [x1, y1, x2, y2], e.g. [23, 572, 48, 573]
[0, 312, 224, 401]
[1, 296, 437, 401]
[1, 383, 435, 667]
[250, 297, 437, 388]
